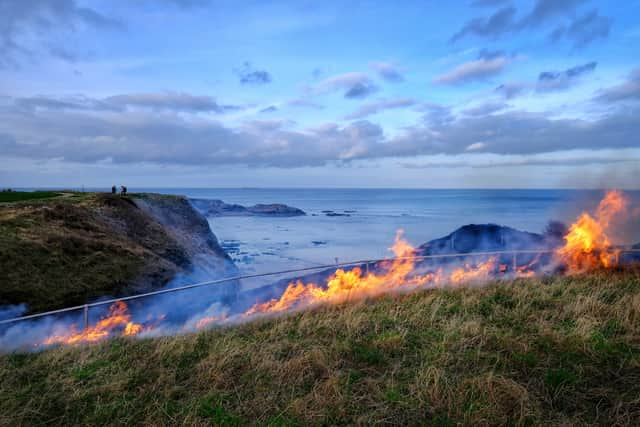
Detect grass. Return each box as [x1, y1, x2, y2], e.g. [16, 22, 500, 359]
[1, 268, 639, 426]
[0, 193, 187, 313]
[0, 191, 61, 203]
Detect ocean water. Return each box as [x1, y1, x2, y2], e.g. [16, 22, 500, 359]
[137, 188, 640, 276]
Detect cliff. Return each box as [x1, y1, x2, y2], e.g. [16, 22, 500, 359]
[0, 192, 237, 314]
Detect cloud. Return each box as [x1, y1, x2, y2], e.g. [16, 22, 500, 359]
[433, 55, 511, 85]
[384, 109, 640, 157]
[371, 62, 404, 82]
[551, 10, 611, 48]
[287, 97, 325, 109]
[519, 0, 585, 28]
[595, 68, 640, 103]
[106, 92, 242, 113]
[401, 152, 640, 169]
[260, 105, 278, 113]
[0, 0, 122, 67]
[2, 93, 640, 168]
[495, 81, 529, 99]
[465, 142, 487, 151]
[315, 72, 379, 99]
[461, 101, 509, 116]
[234, 62, 272, 85]
[0, 104, 387, 167]
[451, 6, 517, 42]
[452, 0, 609, 48]
[536, 61, 597, 92]
[7, 93, 241, 114]
[344, 98, 415, 120]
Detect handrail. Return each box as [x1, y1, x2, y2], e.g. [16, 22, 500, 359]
[1, 247, 639, 326]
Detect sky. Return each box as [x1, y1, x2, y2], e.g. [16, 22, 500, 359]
[0, 0, 639, 189]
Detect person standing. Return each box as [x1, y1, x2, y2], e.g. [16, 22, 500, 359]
[111, 185, 116, 194]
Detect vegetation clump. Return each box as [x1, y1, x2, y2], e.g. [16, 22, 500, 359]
[1, 268, 638, 426]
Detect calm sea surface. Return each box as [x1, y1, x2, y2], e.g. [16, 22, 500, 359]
[129, 188, 639, 275]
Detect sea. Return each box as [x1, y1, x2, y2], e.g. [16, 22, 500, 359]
[133, 188, 640, 276]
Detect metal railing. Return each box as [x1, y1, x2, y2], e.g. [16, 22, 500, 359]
[1, 247, 639, 328]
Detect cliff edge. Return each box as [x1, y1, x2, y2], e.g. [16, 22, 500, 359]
[0, 192, 237, 314]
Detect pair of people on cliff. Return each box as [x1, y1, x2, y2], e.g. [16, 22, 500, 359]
[111, 185, 127, 196]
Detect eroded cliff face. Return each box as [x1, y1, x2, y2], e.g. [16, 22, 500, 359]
[0, 193, 237, 313]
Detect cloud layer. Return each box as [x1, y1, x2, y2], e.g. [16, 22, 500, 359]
[1, 87, 639, 168]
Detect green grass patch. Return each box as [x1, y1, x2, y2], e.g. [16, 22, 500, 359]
[0, 191, 60, 203]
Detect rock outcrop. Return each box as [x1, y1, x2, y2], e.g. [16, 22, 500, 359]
[190, 199, 305, 217]
[418, 223, 558, 256]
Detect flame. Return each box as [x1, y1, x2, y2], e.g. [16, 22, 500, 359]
[34, 190, 635, 347]
[515, 253, 542, 278]
[245, 231, 500, 316]
[195, 314, 228, 329]
[555, 190, 627, 273]
[41, 301, 147, 346]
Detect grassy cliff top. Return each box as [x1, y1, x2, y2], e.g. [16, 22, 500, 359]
[0, 190, 63, 203]
[0, 192, 192, 313]
[1, 268, 639, 426]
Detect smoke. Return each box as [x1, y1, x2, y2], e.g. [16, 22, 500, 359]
[1, 197, 639, 352]
[0, 304, 26, 321]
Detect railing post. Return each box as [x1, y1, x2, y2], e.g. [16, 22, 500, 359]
[83, 304, 89, 330]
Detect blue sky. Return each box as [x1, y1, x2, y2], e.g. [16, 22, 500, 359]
[0, 0, 639, 188]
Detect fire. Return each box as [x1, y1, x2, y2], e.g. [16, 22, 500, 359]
[245, 231, 500, 316]
[41, 301, 147, 346]
[34, 190, 634, 346]
[515, 254, 542, 278]
[195, 314, 228, 329]
[555, 190, 627, 273]
[449, 257, 498, 284]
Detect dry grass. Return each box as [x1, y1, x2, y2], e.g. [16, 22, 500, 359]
[1, 268, 639, 426]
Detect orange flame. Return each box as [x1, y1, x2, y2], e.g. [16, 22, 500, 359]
[555, 190, 627, 273]
[245, 231, 500, 316]
[41, 301, 147, 346]
[195, 314, 228, 329]
[38, 190, 635, 344]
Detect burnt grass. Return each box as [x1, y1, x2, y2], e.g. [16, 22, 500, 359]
[1, 268, 639, 426]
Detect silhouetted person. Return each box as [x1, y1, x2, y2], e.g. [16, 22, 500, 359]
[111, 185, 116, 194]
[120, 185, 127, 196]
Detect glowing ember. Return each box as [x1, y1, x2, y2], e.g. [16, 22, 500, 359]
[555, 190, 627, 273]
[41, 301, 147, 346]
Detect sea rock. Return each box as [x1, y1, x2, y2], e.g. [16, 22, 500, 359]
[190, 199, 305, 217]
[418, 223, 555, 256]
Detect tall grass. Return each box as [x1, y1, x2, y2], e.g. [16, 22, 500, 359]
[1, 268, 639, 426]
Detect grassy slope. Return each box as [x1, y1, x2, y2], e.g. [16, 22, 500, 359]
[0, 193, 187, 313]
[1, 268, 639, 426]
[0, 191, 61, 203]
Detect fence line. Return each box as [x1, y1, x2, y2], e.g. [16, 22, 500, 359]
[2, 248, 639, 327]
